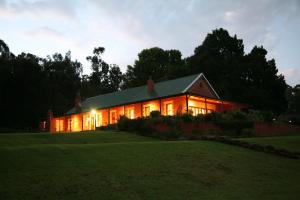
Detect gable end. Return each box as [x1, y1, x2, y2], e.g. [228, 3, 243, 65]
[182, 73, 220, 99]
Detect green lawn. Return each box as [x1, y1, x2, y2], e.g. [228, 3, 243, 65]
[240, 135, 300, 152]
[0, 131, 299, 200]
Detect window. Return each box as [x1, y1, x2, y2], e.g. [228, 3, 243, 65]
[96, 112, 102, 127]
[189, 106, 201, 116]
[143, 106, 151, 117]
[125, 108, 135, 119]
[165, 103, 173, 116]
[55, 119, 60, 132]
[189, 106, 208, 116]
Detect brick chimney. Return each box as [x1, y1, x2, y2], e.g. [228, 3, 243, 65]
[75, 91, 82, 112]
[147, 76, 155, 93]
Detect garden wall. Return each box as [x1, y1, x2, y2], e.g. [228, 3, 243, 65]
[254, 122, 300, 136]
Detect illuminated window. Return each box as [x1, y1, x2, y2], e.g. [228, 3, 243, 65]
[189, 106, 201, 116]
[125, 108, 134, 119]
[96, 112, 102, 127]
[188, 106, 209, 116]
[55, 119, 60, 132]
[143, 106, 151, 117]
[166, 103, 173, 116]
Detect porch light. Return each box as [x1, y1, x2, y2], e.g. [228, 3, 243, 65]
[91, 109, 96, 115]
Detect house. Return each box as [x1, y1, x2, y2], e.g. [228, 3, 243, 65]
[49, 73, 246, 132]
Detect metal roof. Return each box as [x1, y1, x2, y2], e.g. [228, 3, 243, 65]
[65, 73, 210, 115]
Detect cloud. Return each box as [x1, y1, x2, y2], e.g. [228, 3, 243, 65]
[1, 0, 300, 85]
[279, 68, 300, 86]
[23, 26, 64, 39]
[0, 0, 77, 21]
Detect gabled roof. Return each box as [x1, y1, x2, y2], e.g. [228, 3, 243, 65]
[65, 73, 219, 115]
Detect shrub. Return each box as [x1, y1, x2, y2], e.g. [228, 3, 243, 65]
[290, 116, 300, 126]
[261, 111, 274, 123]
[194, 114, 205, 122]
[216, 120, 254, 135]
[150, 111, 161, 118]
[181, 113, 193, 122]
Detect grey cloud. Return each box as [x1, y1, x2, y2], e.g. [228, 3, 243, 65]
[24, 26, 64, 38]
[1, 0, 78, 20]
[88, 0, 300, 56]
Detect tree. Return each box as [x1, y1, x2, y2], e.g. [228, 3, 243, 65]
[122, 47, 185, 89]
[43, 51, 83, 115]
[186, 28, 245, 99]
[186, 28, 287, 114]
[286, 85, 300, 114]
[84, 47, 123, 97]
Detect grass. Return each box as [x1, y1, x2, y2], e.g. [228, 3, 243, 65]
[0, 131, 299, 200]
[240, 135, 300, 152]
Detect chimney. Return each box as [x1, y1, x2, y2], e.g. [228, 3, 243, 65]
[75, 91, 82, 112]
[147, 76, 155, 93]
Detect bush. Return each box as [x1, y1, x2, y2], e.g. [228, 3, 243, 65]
[261, 111, 274, 123]
[150, 111, 161, 118]
[216, 120, 254, 135]
[290, 116, 300, 126]
[116, 110, 258, 139]
[180, 113, 193, 122]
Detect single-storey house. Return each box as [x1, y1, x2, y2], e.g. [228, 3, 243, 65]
[49, 73, 246, 132]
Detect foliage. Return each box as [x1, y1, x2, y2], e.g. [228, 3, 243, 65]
[83, 47, 123, 97]
[122, 47, 186, 89]
[150, 110, 161, 118]
[261, 111, 274, 123]
[0, 43, 82, 130]
[286, 85, 300, 114]
[186, 29, 287, 114]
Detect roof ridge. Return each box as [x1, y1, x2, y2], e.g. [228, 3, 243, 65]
[87, 73, 201, 100]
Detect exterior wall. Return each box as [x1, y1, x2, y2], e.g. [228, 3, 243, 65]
[50, 95, 245, 133]
[141, 99, 160, 117]
[161, 95, 186, 116]
[187, 77, 217, 98]
[71, 114, 83, 132]
[109, 106, 124, 124]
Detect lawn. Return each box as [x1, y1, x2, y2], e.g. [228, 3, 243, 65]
[0, 131, 299, 200]
[240, 135, 300, 152]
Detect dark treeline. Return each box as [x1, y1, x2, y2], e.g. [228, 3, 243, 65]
[0, 28, 299, 131]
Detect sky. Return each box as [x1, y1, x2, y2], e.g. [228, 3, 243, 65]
[1, 0, 300, 85]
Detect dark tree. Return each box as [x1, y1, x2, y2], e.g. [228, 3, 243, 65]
[186, 28, 287, 114]
[241, 46, 287, 114]
[286, 85, 300, 114]
[122, 47, 185, 89]
[83, 47, 123, 97]
[43, 51, 83, 115]
[186, 28, 245, 99]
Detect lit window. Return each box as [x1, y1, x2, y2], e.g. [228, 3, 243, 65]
[189, 106, 201, 116]
[144, 106, 151, 117]
[96, 112, 102, 127]
[125, 108, 135, 119]
[166, 103, 173, 116]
